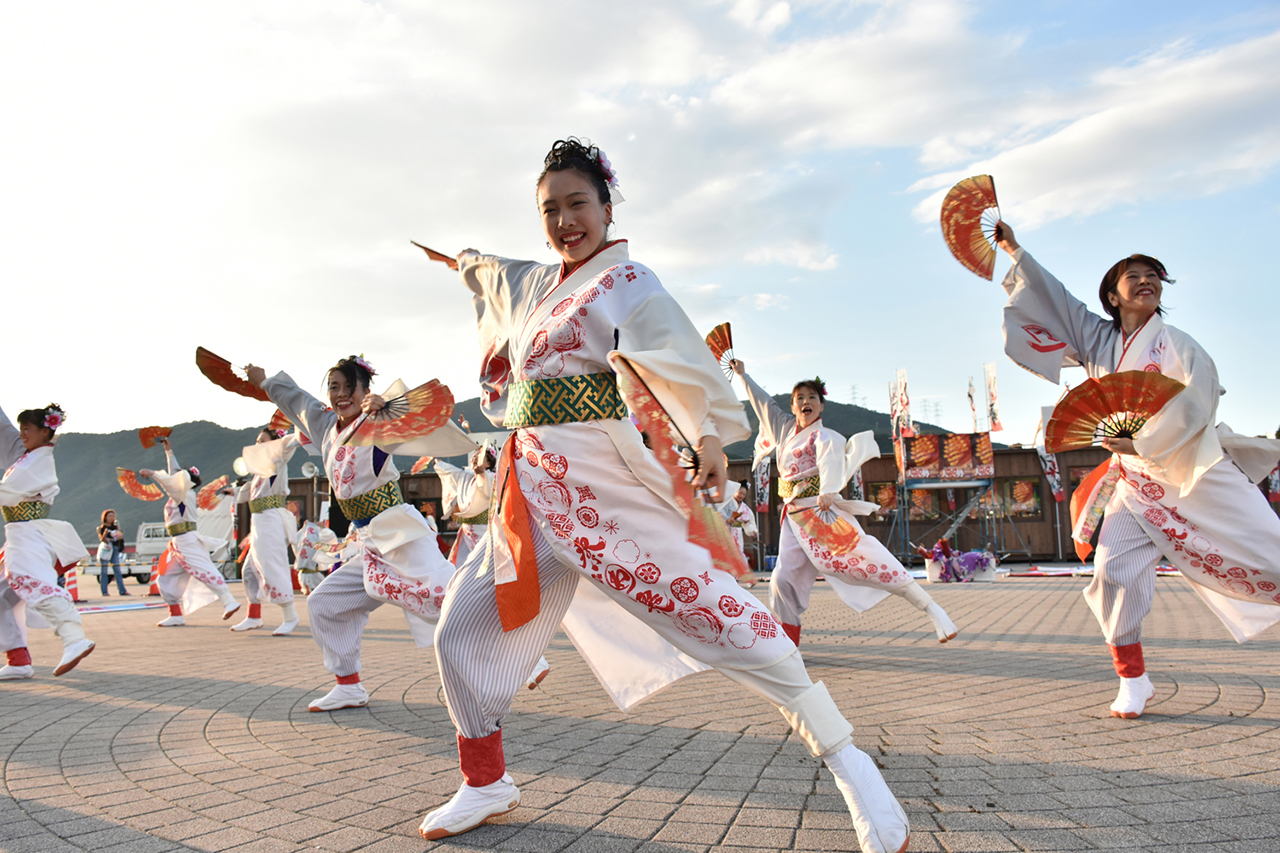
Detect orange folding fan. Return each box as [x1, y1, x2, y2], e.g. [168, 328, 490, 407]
[705, 322, 735, 378]
[343, 380, 453, 447]
[196, 347, 270, 402]
[940, 175, 1001, 280]
[138, 426, 172, 449]
[1044, 371, 1185, 453]
[197, 476, 230, 510]
[410, 456, 435, 475]
[117, 468, 163, 501]
[267, 408, 291, 435]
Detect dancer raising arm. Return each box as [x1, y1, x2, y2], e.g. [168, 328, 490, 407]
[244, 356, 473, 712]
[0, 404, 94, 678]
[139, 435, 242, 626]
[416, 138, 910, 853]
[231, 426, 304, 636]
[995, 222, 1280, 718]
[733, 362, 958, 645]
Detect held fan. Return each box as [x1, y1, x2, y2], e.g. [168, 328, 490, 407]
[267, 408, 291, 435]
[940, 175, 1001, 280]
[138, 426, 172, 449]
[195, 347, 270, 402]
[197, 476, 230, 511]
[410, 456, 435, 475]
[1044, 371, 1185, 453]
[117, 468, 163, 501]
[704, 322, 735, 378]
[343, 379, 454, 447]
[411, 241, 459, 270]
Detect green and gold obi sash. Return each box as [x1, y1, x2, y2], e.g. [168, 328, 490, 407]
[166, 521, 197, 536]
[503, 372, 628, 428]
[249, 494, 286, 514]
[456, 509, 490, 526]
[336, 481, 404, 523]
[777, 475, 821, 501]
[2, 501, 50, 523]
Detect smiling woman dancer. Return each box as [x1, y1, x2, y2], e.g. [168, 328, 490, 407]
[140, 435, 242, 627]
[995, 222, 1280, 719]
[0, 403, 94, 678]
[732, 362, 958, 646]
[416, 139, 909, 853]
[245, 356, 464, 712]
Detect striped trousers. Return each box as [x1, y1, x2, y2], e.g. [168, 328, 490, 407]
[1084, 505, 1162, 646]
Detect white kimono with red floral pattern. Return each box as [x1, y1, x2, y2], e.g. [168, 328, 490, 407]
[740, 374, 911, 617]
[457, 240, 796, 709]
[435, 459, 492, 566]
[152, 449, 231, 613]
[1003, 249, 1280, 642]
[238, 434, 302, 605]
[0, 411, 87, 607]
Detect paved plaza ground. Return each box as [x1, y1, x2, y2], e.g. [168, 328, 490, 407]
[4, 577, 1280, 853]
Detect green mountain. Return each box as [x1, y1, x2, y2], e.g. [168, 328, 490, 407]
[31, 396, 958, 543]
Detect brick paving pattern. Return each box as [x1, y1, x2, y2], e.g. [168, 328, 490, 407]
[3, 578, 1280, 852]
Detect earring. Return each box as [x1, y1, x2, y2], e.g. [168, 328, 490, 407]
[546, 241, 552, 249]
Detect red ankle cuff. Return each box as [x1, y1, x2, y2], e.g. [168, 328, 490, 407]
[7, 647, 32, 667]
[1109, 643, 1145, 678]
[782, 623, 801, 646]
[335, 673, 361, 685]
[168, 604, 183, 616]
[458, 730, 505, 787]
[248, 604, 262, 619]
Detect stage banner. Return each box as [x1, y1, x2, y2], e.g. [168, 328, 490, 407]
[984, 362, 1003, 432]
[1036, 446, 1066, 502]
[901, 432, 995, 480]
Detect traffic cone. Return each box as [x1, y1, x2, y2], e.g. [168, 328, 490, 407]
[148, 555, 162, 596]
[65, 566, 80, 602]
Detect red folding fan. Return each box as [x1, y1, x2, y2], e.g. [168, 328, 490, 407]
[411, 241, 459, 270]
[410, 456, 435, 475]
[788, 506, 861, 556]
[117, 468, 163, 501]
[267, 408, 291, 435]
[344, 379, 454, 447]
[940, 175, 1001, 280]
[197, 475, 230, 510]
[196, 347, 270, 402]
[1045, 371, 1185, 453]
[138, 426, 172, 449]
[704, 322, 735, 378]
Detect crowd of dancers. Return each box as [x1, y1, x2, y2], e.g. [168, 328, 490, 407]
[3, 137, 1280, 853]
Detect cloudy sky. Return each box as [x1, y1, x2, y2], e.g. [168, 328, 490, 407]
[3, 0, 1278, 445]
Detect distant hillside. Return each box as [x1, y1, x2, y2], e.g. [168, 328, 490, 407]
[24, 396, 965, 543]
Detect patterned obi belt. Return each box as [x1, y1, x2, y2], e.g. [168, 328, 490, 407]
[503, 372, 628, 428]
[166, 521, 197, 537]
[2, 501, 50, 523]
[336, 481, 403, 528]
[727, 519, 745, 528]
[778, 475, 821, 501]
[249, 494, 286, 514]
[455, 509, 490, 526]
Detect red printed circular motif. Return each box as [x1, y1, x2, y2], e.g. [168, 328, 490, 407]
[534, 479, 572, 514]
[718, 595, 745, 617]
[599, 273, 615, 289]
[530, 330, 549, 357]
[674, 605, 723, 644]
[516, 432, 544, 453]
[542, 453, 569, 479]
[1203, 554, 1223, 567]
[1140, 483, 1165, 501]
[1258, 581, 1276, 592]
[1223, 578, 1255, 596]
[578, 307, 588, 316]
[605, 565, 636, 594]
[749, 611, 777, 639]
[1144, 508, 1167, 527]
[552, 297, 574, 316]
[576, 506, 599, 528]
[334, 446, 347, 461]
[433, 593, 445, 610]
[1228, 567, 1248, 579]
[670, 577, 699, 603]
[727, 623, 757, 649]
[525, 450, 540, 467]
[635, 563, 661, 584]
[879, 571, 895, 584]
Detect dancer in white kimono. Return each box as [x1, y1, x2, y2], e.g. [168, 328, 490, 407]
[437, 446, 552, 690]
[718, 481, 758, 557]
[995, 222, 1280, 718]
[231, 427, 303, 635]
[139, 436, 241, 627]
[0, 404, 94, 678]
[734, 363, 958, 646]
[417, 139, 909, 853]
[244, 356, 475, 712]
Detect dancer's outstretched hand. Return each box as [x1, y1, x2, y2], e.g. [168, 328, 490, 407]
[245, 365, 267, 387]
[729, 358, 745, 376]
[995, 220, 1020, 257]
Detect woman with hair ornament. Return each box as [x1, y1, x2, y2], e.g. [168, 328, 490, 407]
[995, 221, 1280, 719]
[230, 425, 308, 636]
[416, 138, 910, 853]
[245, 355, 477, 713]
[138, 435, 242, 626]
[732, 363, 959, 645]
[0, 403, 95, 679]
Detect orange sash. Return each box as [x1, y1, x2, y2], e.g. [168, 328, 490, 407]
[493, 437, 541, 632]
[1069, 459, 1113, 561]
